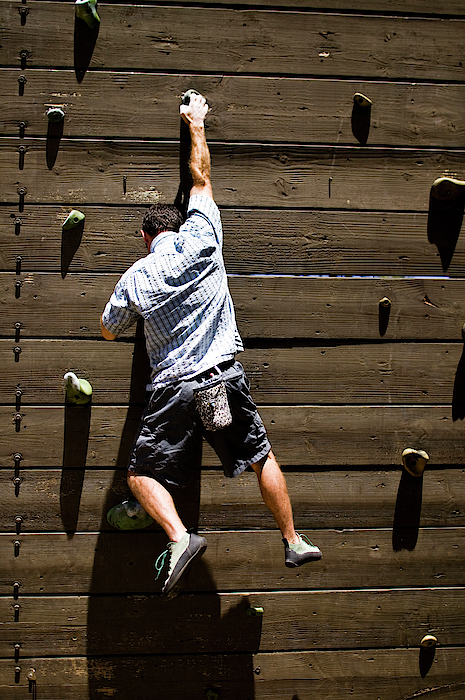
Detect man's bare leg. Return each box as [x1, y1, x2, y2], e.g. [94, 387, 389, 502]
[127, 472, 187, 542]
[251, 451, 299, 543]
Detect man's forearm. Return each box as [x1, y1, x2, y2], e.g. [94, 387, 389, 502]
[189, 123, 211, 191]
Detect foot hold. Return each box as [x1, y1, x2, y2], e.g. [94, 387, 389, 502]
[402, 447, 429, 477]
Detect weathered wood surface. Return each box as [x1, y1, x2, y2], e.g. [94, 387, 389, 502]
[3, 274, 465, 339]
[1, 648, 464, 700]
[2, 207, 465, 278]
[1, 139, 463, 210]
[1, 405, 463, 468]
[14, 0, 465, 14]
[3, 70, 465, 147]
[1, 340, 463, 404]
[0, 588, 463, 654]
[2, 467, 465, 531]
[2, 3, 464, 80]
[1, 528, 464, 593]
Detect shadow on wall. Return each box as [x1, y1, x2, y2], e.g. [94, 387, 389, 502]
[392, 469, 423, 552]
[83, 321, 260, 698]
[427, 188, 464, 272]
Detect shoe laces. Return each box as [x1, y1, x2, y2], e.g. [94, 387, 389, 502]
[154, 542, 173, 580]
[298, 533, 315, 546]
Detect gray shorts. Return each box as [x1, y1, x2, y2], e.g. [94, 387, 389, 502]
[128, 361, 271, 488]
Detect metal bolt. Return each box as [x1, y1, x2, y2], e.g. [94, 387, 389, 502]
[14, 604, 20, 622]
[14, 413, 22, 432]
[15, 666, 21, 683]
[13, 581, 21, 599]
[14, 218, 22, 235]
[15, 256, 22, 275]
[15, 281, 22, 298]
[14, 540, 21, 557]
[13, 477, 23, 496]
[13, 347, 22, 362]
[15, 516, 23, 534]
[15, 388, 22, 411]
[15, 322, 22, 342]
[19, 122, 26, 138]
[14, 643, 21, 662]
[18, 146, 26, 170]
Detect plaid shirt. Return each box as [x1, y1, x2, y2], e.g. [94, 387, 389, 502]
[101, 195, 243, 389]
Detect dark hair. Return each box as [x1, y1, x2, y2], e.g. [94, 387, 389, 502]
[142, 203, 184, 238]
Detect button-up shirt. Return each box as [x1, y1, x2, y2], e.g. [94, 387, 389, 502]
[101, 195, 243, 389]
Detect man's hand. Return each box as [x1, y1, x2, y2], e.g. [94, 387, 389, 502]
[180, 92, 209, 127]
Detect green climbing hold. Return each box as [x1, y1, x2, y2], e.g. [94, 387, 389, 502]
[63, 210, 85, 231]
[246, 606, 264, 617]
[75, 0, 100, 29]
[64, 372, 92, 404]
[107, 500, 154, 530]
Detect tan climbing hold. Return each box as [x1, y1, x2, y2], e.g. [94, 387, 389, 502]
[354, 93, 372, 108]
[402, 448, 429, 477]
[420, 634, 437, 648]
[431, 176, 465, 201]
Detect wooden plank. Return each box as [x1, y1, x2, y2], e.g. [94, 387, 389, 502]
[0, 588, 463, 655]
[1, 3, 464, 80]
[3, 70, 465, 148]
[2, 467, 464, 532]
[3, 274, 465, 339]
[0, 340, 463, 405]
[1, 529, 464, 594]
[11, 0, 465, 15]
[1, 405, 463, 468]
[2, 207, 465, 278]
[0, 648, 465, 700]
[1, 139, 464, 210]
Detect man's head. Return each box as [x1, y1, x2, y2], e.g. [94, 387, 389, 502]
[141, 204, 184, 249]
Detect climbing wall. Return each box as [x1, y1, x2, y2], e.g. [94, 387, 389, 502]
[1, 0, 465, 697]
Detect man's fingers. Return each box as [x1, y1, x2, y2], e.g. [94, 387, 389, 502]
[179, 93, 209, 124]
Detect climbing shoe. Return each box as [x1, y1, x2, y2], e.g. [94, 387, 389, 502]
[155, 532, 207, 599]
[283, 533, 322, 568]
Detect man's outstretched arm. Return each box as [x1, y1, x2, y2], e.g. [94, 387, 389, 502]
[180, 93, 213, 200]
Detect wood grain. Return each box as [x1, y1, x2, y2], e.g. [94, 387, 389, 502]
[1, 207, 465, 277]
[1, 405, 462, 468]
[1, 3, 464, 80]
[1, 139, 464, 210]
[0, 588, 463, 655]
[2, 70, 465, 147]
[3, 274, 465, 339]
[0, 340, 463, 404]
[1, 528, 464, 594]
[0, 648, 464, 700]
[2, 467, 465, 531]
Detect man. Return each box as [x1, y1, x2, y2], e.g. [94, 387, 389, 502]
[101, 92, 321, 599]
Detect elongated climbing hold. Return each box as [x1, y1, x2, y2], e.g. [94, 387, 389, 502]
[64, 372, 92, 404]
[421, 634, 438, 648]
[63, 210, 85, 231]
[431, 176, 465, 201]
[354, 92, 372, 108]
[75, 0, 100, 28]
[402, 448, 429, 477]
[107, 500, 154, 530]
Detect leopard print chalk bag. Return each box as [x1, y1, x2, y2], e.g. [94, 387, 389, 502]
[194, 366, 232, 431]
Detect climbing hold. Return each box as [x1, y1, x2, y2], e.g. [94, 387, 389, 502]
[420, 634, 438, 648]
[64, 372, 92, 404]
[182, 89, 201, 105]
[431, 176, 465, 201]
[75, 0, 100, 28]
[47, 107, 65, 123]
[63, 210, 85, 231]
[206, 689, 219, 700]
[106, 500, 154, 530]
[246, 606, 264, 617]
[354, 92, 372, 108]
[462, 323, 465, 342]
[379, 297, 391, 307]
[402, 448, 429, 477]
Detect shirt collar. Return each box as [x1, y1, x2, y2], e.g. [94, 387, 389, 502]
[150, 230, 173, 253]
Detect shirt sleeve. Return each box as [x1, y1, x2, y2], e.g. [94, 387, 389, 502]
[181, 194, 223, 247]
[101, 275, 140, 336]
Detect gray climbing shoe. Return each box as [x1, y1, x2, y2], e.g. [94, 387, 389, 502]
[283, 533, 322, 567]
[155, 532, 207, 599]
[107, 500, 154, 530]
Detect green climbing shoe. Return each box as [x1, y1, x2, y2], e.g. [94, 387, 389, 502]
[283, 533, 322, 568]
[155, 532, 207, 599]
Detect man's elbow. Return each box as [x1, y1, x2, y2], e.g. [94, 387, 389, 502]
[100, 317, 118, 341]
